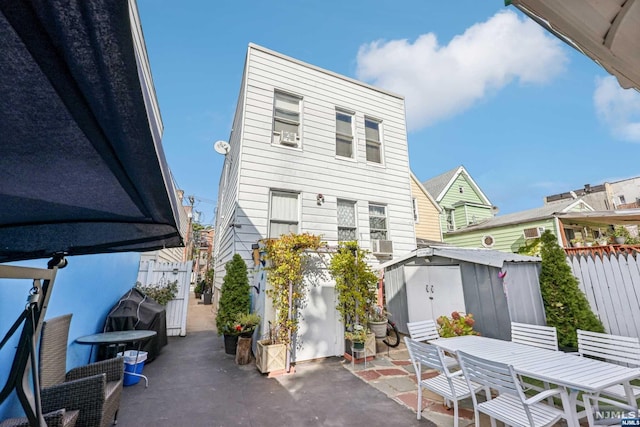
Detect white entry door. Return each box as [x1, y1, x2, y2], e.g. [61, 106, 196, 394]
[294, 281, 343, 362]
[405, 265, 466, 322]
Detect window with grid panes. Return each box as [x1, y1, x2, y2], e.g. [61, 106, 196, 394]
[273, 92, 300, 146]
[337, 199, 357, 241]
[269, 191, 299, 237]
[336, 111, 353, 158]
[365, 118, 381, 163]
[369, 204, 387, 240]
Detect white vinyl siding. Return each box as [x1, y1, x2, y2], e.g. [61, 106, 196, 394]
[335, 110, 354, 158]
[369, 203, 387, 240]
[365, 117, 382, 163]
[269, 191, 299, 237]
[337, 199, 357, 241]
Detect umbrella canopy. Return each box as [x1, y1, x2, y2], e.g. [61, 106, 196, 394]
[507, 0, 640, 91]
[0, 0, 183, 263]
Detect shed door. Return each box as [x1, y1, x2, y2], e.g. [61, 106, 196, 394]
[405, 265, 466, 322]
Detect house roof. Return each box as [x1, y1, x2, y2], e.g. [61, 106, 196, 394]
[0, 1, 183, 262]
[507, 0, 640, 91]
[557, 209, 640, 227]
[421, 165, 492, 205]
[445, 198, 591, 234]
[379, 245, 540, 269]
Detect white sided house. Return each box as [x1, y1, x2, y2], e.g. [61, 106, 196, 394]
[213, 44, 416, 362]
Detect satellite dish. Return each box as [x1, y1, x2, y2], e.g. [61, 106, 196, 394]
[213, 140, 230, 155]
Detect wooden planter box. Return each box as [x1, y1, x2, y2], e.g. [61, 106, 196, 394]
[256, 339, 286, 373]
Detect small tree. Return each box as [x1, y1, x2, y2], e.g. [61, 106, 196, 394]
[328, 241, 377, 330]
[539, 230, 604, 348]
[216, 254, 250, 335]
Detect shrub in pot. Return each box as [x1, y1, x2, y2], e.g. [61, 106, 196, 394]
[216, 254, 250, 354]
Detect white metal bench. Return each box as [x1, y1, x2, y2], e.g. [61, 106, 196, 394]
[404, 337, 482, 427]
[407, 319, 458, 369]
[577, 329, 640, 401]
[457, 350, 571, 427]
[511, 322, 559, 351]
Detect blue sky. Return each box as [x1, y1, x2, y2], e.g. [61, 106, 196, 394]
[137, 1, 640, 223]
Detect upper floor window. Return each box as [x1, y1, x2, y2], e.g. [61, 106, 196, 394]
[369, 203, 387, 240]
[445, 209, 454, 231]
[273, 91, 301, 147]
[337, 199, 357, 241]
[336, 111, 354, 158]
[619, 195, 626, 204]
[269, 191, 299, 237]
[365, 117, 382, 163]
[412, 198, 419, 223]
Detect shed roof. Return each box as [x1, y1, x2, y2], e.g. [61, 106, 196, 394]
[379, 245, 540, 269]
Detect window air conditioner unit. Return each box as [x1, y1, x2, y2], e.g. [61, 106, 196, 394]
[280, 131, 298, 146]
[523, 226, 545, 239]
[371, 239, 393, 255]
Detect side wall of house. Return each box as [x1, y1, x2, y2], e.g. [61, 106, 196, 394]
[410, 175, 442, 242]
[443, 219, 556, 253]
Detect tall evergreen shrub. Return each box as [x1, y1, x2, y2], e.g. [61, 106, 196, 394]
[216, 254, 250, 334]
[539, 230, 604, 348]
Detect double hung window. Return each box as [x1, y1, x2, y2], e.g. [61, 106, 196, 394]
[273, 92, 301, 146]
[269, 191, 299, 237]
[336, 111, 354, 158]
[369, 204, 387, 240]
[337, 199, 357, 241]
[365, 118, 382, 163]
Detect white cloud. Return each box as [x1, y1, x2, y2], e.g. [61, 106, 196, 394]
[355, 10, 568, 131]
[594, 76, 640, 142]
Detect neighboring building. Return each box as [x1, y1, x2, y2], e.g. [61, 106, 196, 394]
[409, 171, 443, 244]
[212, 44, 416, 361]
[422, 165, 496, 234]
[544, 176, 640, 211]
[443, 198, 595, 253]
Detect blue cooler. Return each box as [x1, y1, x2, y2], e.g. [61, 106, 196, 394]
[118, 350, 148, 386]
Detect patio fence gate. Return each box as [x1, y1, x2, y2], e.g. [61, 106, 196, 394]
[137, 260, 192, 337]
[568, 251, 640, 340]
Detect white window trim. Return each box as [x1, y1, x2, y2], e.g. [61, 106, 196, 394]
[364, 116, 384, 165]
[267, 190, 300, 238]
[369, 203, 388, 240]
[335, 108, 355, 160]
[337, 199, 358, 242]
[272, 91, 302, 149]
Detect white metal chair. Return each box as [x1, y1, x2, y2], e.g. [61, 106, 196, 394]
[407, 319, 458, 369]
[511, 322, 559, 351]
[404, 337, 482, 427]
[582, 394, 638, 427]
[577, 329, 640, 401]
[511, 322, 559, 402]
[457, 350, 571, 427]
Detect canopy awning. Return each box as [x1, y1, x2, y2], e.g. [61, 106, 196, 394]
[0, 0, 183, 263]
[507, 0, 640, 91]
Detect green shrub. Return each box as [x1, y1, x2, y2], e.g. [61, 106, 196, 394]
[437, 312, 479, 337]
[136, 280, 178, 306]
[215, 254, 250, 335]
[539, 230, 604, 348]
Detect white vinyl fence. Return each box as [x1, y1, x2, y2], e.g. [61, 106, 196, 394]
[137, 260, 192, 336]
[568, 252, 640, 339]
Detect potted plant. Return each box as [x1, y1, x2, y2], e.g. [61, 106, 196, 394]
[367, 305, 388, 339]
[570, 238, 583, 248]
[345, 324, 369, 350]
[437, 311, 479, 337]
[194, 281, 204, 299]
[255, 323, 287, 374]
[235, 312, 261, 338]
[612, 225, 630, 244]
[215, 254, 251, 355]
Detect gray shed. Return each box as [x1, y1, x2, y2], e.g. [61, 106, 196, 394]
[379, 246, 544, 341]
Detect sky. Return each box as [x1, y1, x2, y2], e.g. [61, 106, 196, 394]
[137, 1, 640, 224]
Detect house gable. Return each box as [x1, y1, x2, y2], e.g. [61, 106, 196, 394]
[409, 171, 442, 242]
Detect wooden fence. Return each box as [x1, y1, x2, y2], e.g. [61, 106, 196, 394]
[568, 251, 640, 339]
[137, 260, 192, 337]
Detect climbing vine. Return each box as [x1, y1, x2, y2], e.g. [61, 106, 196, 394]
[264, 233, 324, 347]
[328, 241, 377, 330]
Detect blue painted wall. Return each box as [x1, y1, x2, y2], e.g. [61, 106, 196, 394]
[0, 252, 140, 420]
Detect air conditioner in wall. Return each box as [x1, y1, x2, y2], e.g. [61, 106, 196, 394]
[371, 239, 393, 255]
[523, 226, 545, 239]
[279, 131, 298, 146]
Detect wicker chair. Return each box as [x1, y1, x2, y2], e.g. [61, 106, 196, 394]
[0, 409, 79, 427]
[39, 314, 124, 427]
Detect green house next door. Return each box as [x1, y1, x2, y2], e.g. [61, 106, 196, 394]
[405, 265, 466, 322]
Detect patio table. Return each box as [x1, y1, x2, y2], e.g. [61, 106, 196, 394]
[431, 335, 640, 427]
